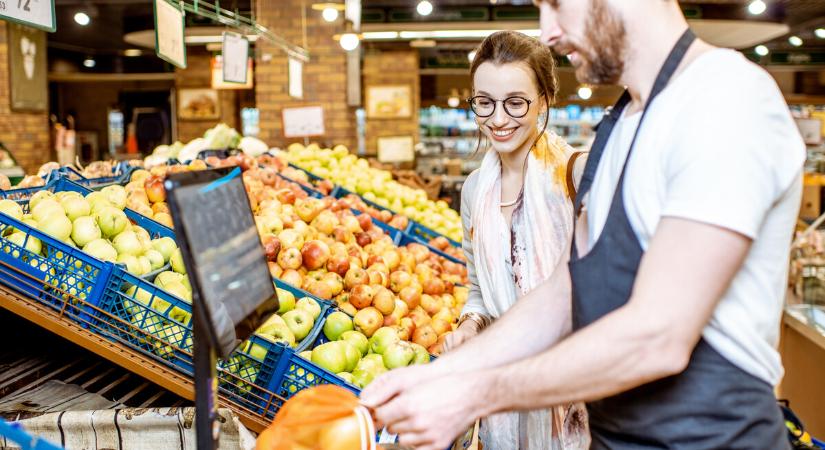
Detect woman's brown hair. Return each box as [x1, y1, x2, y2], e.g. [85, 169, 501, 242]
[469, 30, 558, 153]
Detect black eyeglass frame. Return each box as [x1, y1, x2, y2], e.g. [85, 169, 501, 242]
[466, 95, 535, 118]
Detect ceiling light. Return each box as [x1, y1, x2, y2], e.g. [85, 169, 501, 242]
[416, 0, 433, 16]
[339, 32, 360, 51]
[322, 7, 339, 22]
[789, 35, 803, 47]
[74, 12, 90, 26]
[816, 28, 825, 39]
[577, 86, 592, 100]
[747, 0, 766, 15]
[755, 45, 769, 56]
[361, 31, 399, 39]
[447, 97, 460, 108]
[83, 57, 96, 68]
[124, 49, 142, 57]
[468, 50, 477, 62]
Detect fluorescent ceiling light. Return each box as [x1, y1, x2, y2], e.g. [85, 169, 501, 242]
[361, 31, 399, 39]
[747, 0, 766, 15]
[755, 45, 769, 56]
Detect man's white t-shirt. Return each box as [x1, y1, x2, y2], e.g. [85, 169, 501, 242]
[585, 48, 805, 386]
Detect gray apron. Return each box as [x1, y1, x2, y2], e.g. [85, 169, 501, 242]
[568, 29, 789, 449]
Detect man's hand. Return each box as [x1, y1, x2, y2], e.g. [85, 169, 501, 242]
[362, 371, 482, 450]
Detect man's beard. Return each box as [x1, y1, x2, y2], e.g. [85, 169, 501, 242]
[565, 0, 627, 85]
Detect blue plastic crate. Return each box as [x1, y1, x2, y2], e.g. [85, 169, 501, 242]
[405, 221, 461, 249]
[0, 213, 116, 327]
[51, 165, 136, 190]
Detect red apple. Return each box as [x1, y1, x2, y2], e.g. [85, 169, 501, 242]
[355, 232, 372, 248]
[145, 177, 167, 203]
[275, 188, 296, 205]
[344, 267, 368, 290]
[420, 293, 444, 316]
[268, 261, 283, 278]
[307, 280, 333, 300]
[280, 269, 303, 288]
[431, 318, 451, 336]
[261, 234, 281, 262]
[342, 215, 362, 234]
[356, 214, 373, 232]
[277, 247, 303, 270]
[389, 271, 413, 294]
[393, 299, 409, 319]
[326, 255, 351, 277]
[423, 277, 446, 296]
[382, 249, 401, 271]
[301, 240, 330, 270]
[397, 317, 415, 341]
[429, 236, 450, 251]
[367, 269, 389, 288]
[333, 226, 354, 244]
[354, 307, 383, 337]
[296, 198, 322, 223]
[322, 272, 344, 296]
[350, 284, 376, 309]
[413, 324, 438, 349]
[372, 286, 396, 316]
[378, 210, 393, 223]
[311, 211, 338, 235]
[388, 215, 409, 230]
[407, 243, 431, 263]
[339, 301, 358, 317]
[367, 254, 384, 268]
[408, 307, 431, 329]
[398, 285, 421, 310]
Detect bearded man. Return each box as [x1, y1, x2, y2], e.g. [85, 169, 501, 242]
[361, 1, 805, 449]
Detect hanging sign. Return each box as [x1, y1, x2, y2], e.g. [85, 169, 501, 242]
[221, 31, 248, 84]
[211, 56, 253, 89]
[154, 0, 186, 68]
[0, 0, 55, 32]
[288, 57, 303, 99]
[282, 106, 324, 138]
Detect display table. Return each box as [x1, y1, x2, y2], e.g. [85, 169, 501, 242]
[779, 304, 825, 437]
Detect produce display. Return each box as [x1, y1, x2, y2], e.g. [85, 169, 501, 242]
[144, 123, 269, 167]
[122, 160, 209, 228]
[285, 143, 462, 242]
[246, 287, 325, 350]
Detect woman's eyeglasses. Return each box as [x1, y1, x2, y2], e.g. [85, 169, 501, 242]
[467, 96, 534, 118]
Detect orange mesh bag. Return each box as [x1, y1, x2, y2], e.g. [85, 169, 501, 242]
[256, 385, 378, 450]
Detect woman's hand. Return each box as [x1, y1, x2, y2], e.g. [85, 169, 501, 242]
[441, 320, 480, 353]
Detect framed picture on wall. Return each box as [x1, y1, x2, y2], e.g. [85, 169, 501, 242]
[178, 88, 221, 119]
[366, 85, 412, 119]
[8, 24, 47, 112]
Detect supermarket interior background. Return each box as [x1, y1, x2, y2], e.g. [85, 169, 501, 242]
[1, 0, 825, 448]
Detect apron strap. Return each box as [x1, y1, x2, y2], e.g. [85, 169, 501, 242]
[566, 150, 588, 203]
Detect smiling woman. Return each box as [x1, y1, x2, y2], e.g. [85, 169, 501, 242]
[441, 30, 590, 449]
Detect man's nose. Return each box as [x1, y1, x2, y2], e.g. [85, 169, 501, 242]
[538, 2, 562, 47]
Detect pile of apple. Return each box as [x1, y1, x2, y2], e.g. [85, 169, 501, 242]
[246, 287, 324, 350]
[299, 311, 431, 388]
[284, 143, 462, 242]
[121, 161, 209, 228]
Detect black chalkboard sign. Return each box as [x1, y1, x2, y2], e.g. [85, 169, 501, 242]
[165, 167, 279, 357]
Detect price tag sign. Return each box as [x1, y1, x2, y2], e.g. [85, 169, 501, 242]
[282, 105, 325, 138]
[154, 0, 186, 69]
[0, 0, 55, 32]
[221, 31, 248, 84]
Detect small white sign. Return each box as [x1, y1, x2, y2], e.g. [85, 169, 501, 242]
[796, 118, 823, 146]
[154, 0, 186, 69]
[221, 31, 248, 84]
[377, 135, 415, 163]
[288, 57, 303, 99]
[0, 0, 55, 32]
[282, 106, 324, 138]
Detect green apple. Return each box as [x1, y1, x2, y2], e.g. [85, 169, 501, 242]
[369, 327, 399, 355]
[336, 372, 355, 384]
[36, 214, 72, 241]
[410, 343, 430, 365]
[133, 227, 152, 253]
[113, 230, 143, 257]
[84, 238, 118, 262]
[145, 249, 165, 271]
[117, 254, 144, 276]
[137, 256, 152, 275]
[258, 314, 287, 335]
[248, 334, 278, 360]
[296, 297, 321, 320]
[163, 281, 192, 302]
[323, 311, 353, 341]
[362, 353, 385, 368]
[125, 285, 154, 316]
[95, 206, 129, 238]
[265, 324, 296, 347]
[170, 248, 186, 274]
[299, 350, 312, 360]
[151, 237, 177, 262]
[101, 185, 127, 210]
[7, 231, 41, 255]
[282, 308, 314, 341]
[60, 196, 91, 221]
[71, 216, 101, 247]
[0, 199, 23, 221]
[383, 341, 415, 369]
[154, 271, 184, 289]
[340, 340, 360, 372]
[340, 330, 369, 357]
[276, 288, 296, 314]
[32, 199, 64, 223]
[29, 190, 54, 211]
[311, 341, 347, 374]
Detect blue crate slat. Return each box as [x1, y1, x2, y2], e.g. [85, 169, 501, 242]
[405, 221, 461, 249]
[0, 418, 63, 450]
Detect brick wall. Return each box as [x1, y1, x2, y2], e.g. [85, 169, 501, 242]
[254, 0, 357, 151]
[0, 22, 50, 174]
[362, 49, 420, 155]
[175, 51, 240, 142]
